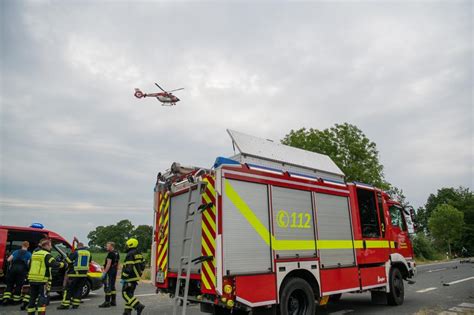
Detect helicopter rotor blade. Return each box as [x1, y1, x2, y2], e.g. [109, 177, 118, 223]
[168, 88, 184, 93]
[154, 83, 166, 92]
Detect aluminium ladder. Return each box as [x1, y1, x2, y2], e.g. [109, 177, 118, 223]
[172, 181, 206, 315]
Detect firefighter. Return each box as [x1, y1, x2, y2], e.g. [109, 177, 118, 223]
[98, 241, 120, 308]
[57, 242, 91, 310]
[2, 241, 31, 305]
[121, 238, 146, 315]
[26, 238, 66, 315]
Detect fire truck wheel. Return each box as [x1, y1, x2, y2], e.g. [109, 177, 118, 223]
[279, 277, 315, 315]
[387, 267, 404, 306]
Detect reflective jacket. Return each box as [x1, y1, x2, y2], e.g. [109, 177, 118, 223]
[28, 249, 64, 283]
[66, 247, 91, 278]
[121, 249, 145, 282]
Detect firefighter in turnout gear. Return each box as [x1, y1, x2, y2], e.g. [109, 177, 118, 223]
[2, 241, 31, 306]
[57, 242, 91, 310]
[121, 238, 146, 315]
[26, 238, 66, 315]
[98, 241, 120, 308]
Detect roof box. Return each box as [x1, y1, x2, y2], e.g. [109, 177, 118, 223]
[227, 129, 345, 182]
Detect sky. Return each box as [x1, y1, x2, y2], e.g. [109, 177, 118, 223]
[1, 0, 472, 243]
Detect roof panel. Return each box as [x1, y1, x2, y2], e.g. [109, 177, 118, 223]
[227, 129, 344, 177]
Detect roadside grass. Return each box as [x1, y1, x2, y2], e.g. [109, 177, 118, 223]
[90, 252, 127, 264]
[90, 251, 151, 281]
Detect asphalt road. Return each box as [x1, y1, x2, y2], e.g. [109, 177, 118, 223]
[1, 259, 473, 315]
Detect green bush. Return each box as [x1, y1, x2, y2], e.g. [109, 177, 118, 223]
[413, 233, 440, 260]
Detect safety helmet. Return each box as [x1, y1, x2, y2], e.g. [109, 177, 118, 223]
[126, 238, 139, 249]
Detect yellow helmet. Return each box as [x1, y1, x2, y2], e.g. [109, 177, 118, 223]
[126, 238, 138, 249]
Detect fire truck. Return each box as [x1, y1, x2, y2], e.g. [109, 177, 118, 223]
[152, 130, 416, 315]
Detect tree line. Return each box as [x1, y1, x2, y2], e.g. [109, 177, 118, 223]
[87, 220, 152, 253]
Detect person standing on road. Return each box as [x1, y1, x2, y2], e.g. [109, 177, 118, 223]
[26, 238, 66, 315]
[2, 241, 31, 306]
[121, 238, 146, 315]
[57, 242, 91, 310]
[98, 241, 120, 308]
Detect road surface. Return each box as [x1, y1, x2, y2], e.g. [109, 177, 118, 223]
[1, 260, 473, 314]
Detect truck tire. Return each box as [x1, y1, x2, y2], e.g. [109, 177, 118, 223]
[387, 267, 404, 306]
[279, 277, 315, 315]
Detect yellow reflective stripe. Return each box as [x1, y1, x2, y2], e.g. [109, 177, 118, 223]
[317, 240, 353, 249]
[225, 179, 393, 251]
[366, 240, 390, 248]
[201, 271, 211, 289]
[202, 193, 216, 216]
[203, 262, 215, 286]
[225, 179, 271, 245]
[202, 211, 216, 236]
[272, 238, 315, 251]
[160, 255, 167, 270]
[204, 178, 216, 198]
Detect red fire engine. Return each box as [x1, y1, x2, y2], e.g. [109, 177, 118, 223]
[152, 130, 416, 315]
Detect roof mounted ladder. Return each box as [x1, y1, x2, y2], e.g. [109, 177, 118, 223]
[172, 181, 206, 315]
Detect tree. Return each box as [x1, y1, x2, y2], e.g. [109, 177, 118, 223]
[87, 220, 134, 252]
[428, 204, 464, 257]
[87, 220, 153, 253]
[418, 187, 473, 254]
[133, 225, 153, 253]
[387, 186, 410, 208]
[282, 123, 389, 189]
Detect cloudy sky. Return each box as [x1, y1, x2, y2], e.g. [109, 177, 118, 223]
[1, 0, 472, 243]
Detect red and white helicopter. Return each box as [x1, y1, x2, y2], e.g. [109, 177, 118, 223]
[134, 83, 184, 106]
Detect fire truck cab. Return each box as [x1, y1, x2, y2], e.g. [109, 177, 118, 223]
[152, 130, 416, 315]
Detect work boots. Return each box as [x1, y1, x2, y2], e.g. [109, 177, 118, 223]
[98, 301, 111, 308]
[111, 294, 117, 306]
[134, 303, 145, 315]
[122, 310, 132, 315]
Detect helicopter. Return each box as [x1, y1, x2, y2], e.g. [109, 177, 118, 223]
[134, 83, 184, 106]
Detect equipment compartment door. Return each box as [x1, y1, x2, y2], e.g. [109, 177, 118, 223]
[271, 186, 316, 258]
[314, 193, 356, 268]
[222, 179, 272, 274]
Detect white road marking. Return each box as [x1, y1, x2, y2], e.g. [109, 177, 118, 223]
[416, 287, 437, 293]
[449, 306, 472, 312]
[459, 303, 474, 308]
[427, 268, 447, 273]
[443, 276, 474, 286]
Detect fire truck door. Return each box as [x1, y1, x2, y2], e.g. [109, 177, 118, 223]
[355, 188, 390, 265]
[388, 204, 412, 258]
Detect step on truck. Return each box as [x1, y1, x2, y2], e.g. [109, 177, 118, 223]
[152, 130, 416, 315]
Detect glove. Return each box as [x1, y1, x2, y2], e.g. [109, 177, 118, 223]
[101, 272, 107, 280]
[120, 279, 126, 286]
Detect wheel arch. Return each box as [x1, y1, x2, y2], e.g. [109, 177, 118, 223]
[389, 253, 410, 279]
[280, 269, 320, 299]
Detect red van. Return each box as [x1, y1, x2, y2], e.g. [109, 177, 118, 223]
[0, 224, 103, 298]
